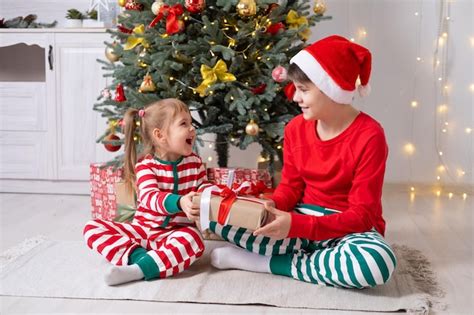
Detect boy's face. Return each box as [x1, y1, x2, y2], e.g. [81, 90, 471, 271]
[292, 80, 332, 121]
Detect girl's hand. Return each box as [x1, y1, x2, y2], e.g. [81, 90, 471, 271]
[179, 191, 200, 222]
[253, 203, 291, 240]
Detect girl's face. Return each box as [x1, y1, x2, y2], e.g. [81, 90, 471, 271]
[292, 81, 332, 121]
[154, 111, 196, 161]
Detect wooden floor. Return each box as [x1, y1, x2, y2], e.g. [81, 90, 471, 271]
[0, 186, 472, 314]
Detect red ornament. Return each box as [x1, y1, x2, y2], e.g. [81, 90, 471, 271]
[266, 22, 285, 35]
[115, 83, 126, 102]
[185, 0, 206, 14]
[272, 65, 288, 82]
[283, 82, 296, 100]
[125, 0, 143, 11]
[117, 24, 133, 34]
[104, 134, 122, 152]
[251, 83, 267, 95]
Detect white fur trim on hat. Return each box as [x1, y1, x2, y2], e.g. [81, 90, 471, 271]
[290, 50, 355, 104]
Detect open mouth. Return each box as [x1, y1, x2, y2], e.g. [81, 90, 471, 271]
[186, 138, 193, 145]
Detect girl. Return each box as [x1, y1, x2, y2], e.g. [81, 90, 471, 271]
[209, 35, 397, 288]
[83, 98, 206, 286]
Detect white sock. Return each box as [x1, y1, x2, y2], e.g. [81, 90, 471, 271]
[210, 245, 271, 273]
[104, 264, 144, 286]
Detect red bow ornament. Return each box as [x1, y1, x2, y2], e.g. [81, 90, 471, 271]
[148, 4, 185, 35]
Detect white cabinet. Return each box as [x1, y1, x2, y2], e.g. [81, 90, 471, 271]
[0, 29, 116, 193]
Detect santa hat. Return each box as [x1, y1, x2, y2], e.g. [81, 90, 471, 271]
[290, 35, 372, 104]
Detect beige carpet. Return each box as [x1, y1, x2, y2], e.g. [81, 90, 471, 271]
[0, 237, 443, 314]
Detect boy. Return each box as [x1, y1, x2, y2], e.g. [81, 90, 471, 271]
[209, 35, 396, 288]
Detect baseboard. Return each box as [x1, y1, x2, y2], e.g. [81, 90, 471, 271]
[0, 179, 90, 195]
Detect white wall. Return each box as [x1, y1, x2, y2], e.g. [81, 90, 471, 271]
[2, 0, 472, 186]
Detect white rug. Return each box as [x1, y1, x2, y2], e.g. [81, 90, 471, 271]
[0, 237, 444, 314]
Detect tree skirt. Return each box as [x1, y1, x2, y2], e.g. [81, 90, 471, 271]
[0, 237, 444, 314]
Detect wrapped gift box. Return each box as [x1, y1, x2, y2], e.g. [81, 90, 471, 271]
[207, 167, 272, 188]
[90, 163, 123, 220]
[258, 160, 283, 187]
[193, 194, 267, 232]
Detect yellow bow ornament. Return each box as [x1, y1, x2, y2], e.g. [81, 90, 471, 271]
[286, 10, 311, 41]
[124, 24, 150, 50]
[195, 59, 236, 97]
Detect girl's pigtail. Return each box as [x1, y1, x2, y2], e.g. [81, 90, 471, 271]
[123, 108, 139, 195]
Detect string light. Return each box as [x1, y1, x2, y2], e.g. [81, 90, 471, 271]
[463, 193, 467, 200]
[457, 169, 465, 177]
[403, 143, 416, 155]
[438, 104, 448, 113]
[411, 101, 418, 107]
[448, 192, 453, 199]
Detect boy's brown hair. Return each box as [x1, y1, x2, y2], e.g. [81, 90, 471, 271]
[288, 63, 312, 83]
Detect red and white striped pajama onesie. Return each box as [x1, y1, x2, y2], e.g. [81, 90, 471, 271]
[83, 153, 207, 280]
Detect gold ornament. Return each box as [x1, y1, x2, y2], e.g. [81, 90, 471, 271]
[151, 0, 165, 15]
[105, 45, 119, 62]
[313, 0, 326, 15]
[245, 120, 259, 136]
[139, 73, 156, 92]
[236, 0, 257, 18]
[118, 0, 127, 7]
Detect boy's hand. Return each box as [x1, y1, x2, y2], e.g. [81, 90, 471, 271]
[262, 200, 276, 225]
[253, 203, 291, 240]
[179, 191, 200, 222]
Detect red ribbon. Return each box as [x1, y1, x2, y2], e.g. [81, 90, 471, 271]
[148, 4, 184, 35]
[217, 186, 237, 225]
[231, 180, 273, 197]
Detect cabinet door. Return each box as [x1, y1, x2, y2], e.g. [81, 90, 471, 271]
[54, 33, 117, 180]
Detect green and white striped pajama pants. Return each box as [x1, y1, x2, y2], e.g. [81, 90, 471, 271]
[208, 204, 397, 288]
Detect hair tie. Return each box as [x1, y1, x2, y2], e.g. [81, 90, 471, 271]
[138, 109, 145, 117]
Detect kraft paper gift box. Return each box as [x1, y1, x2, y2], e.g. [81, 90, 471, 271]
[192, 193, 268, 232]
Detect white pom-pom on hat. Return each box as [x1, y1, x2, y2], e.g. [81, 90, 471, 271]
[358, 83, 371, 97]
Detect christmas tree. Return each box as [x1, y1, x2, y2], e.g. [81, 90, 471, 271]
[96, 0, 330, 172]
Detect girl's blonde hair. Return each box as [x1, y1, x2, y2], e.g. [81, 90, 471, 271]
[123, 98, 190, 193]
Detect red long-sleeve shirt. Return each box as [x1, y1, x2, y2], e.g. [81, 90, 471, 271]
[271, 112, 388, 241]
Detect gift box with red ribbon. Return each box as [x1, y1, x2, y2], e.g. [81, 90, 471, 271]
[193, 182, 273, 232]
[207, 167, 273, 188]
[90, 163, 124, 221]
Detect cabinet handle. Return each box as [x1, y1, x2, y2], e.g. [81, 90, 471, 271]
[48, 45, 53, 70]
